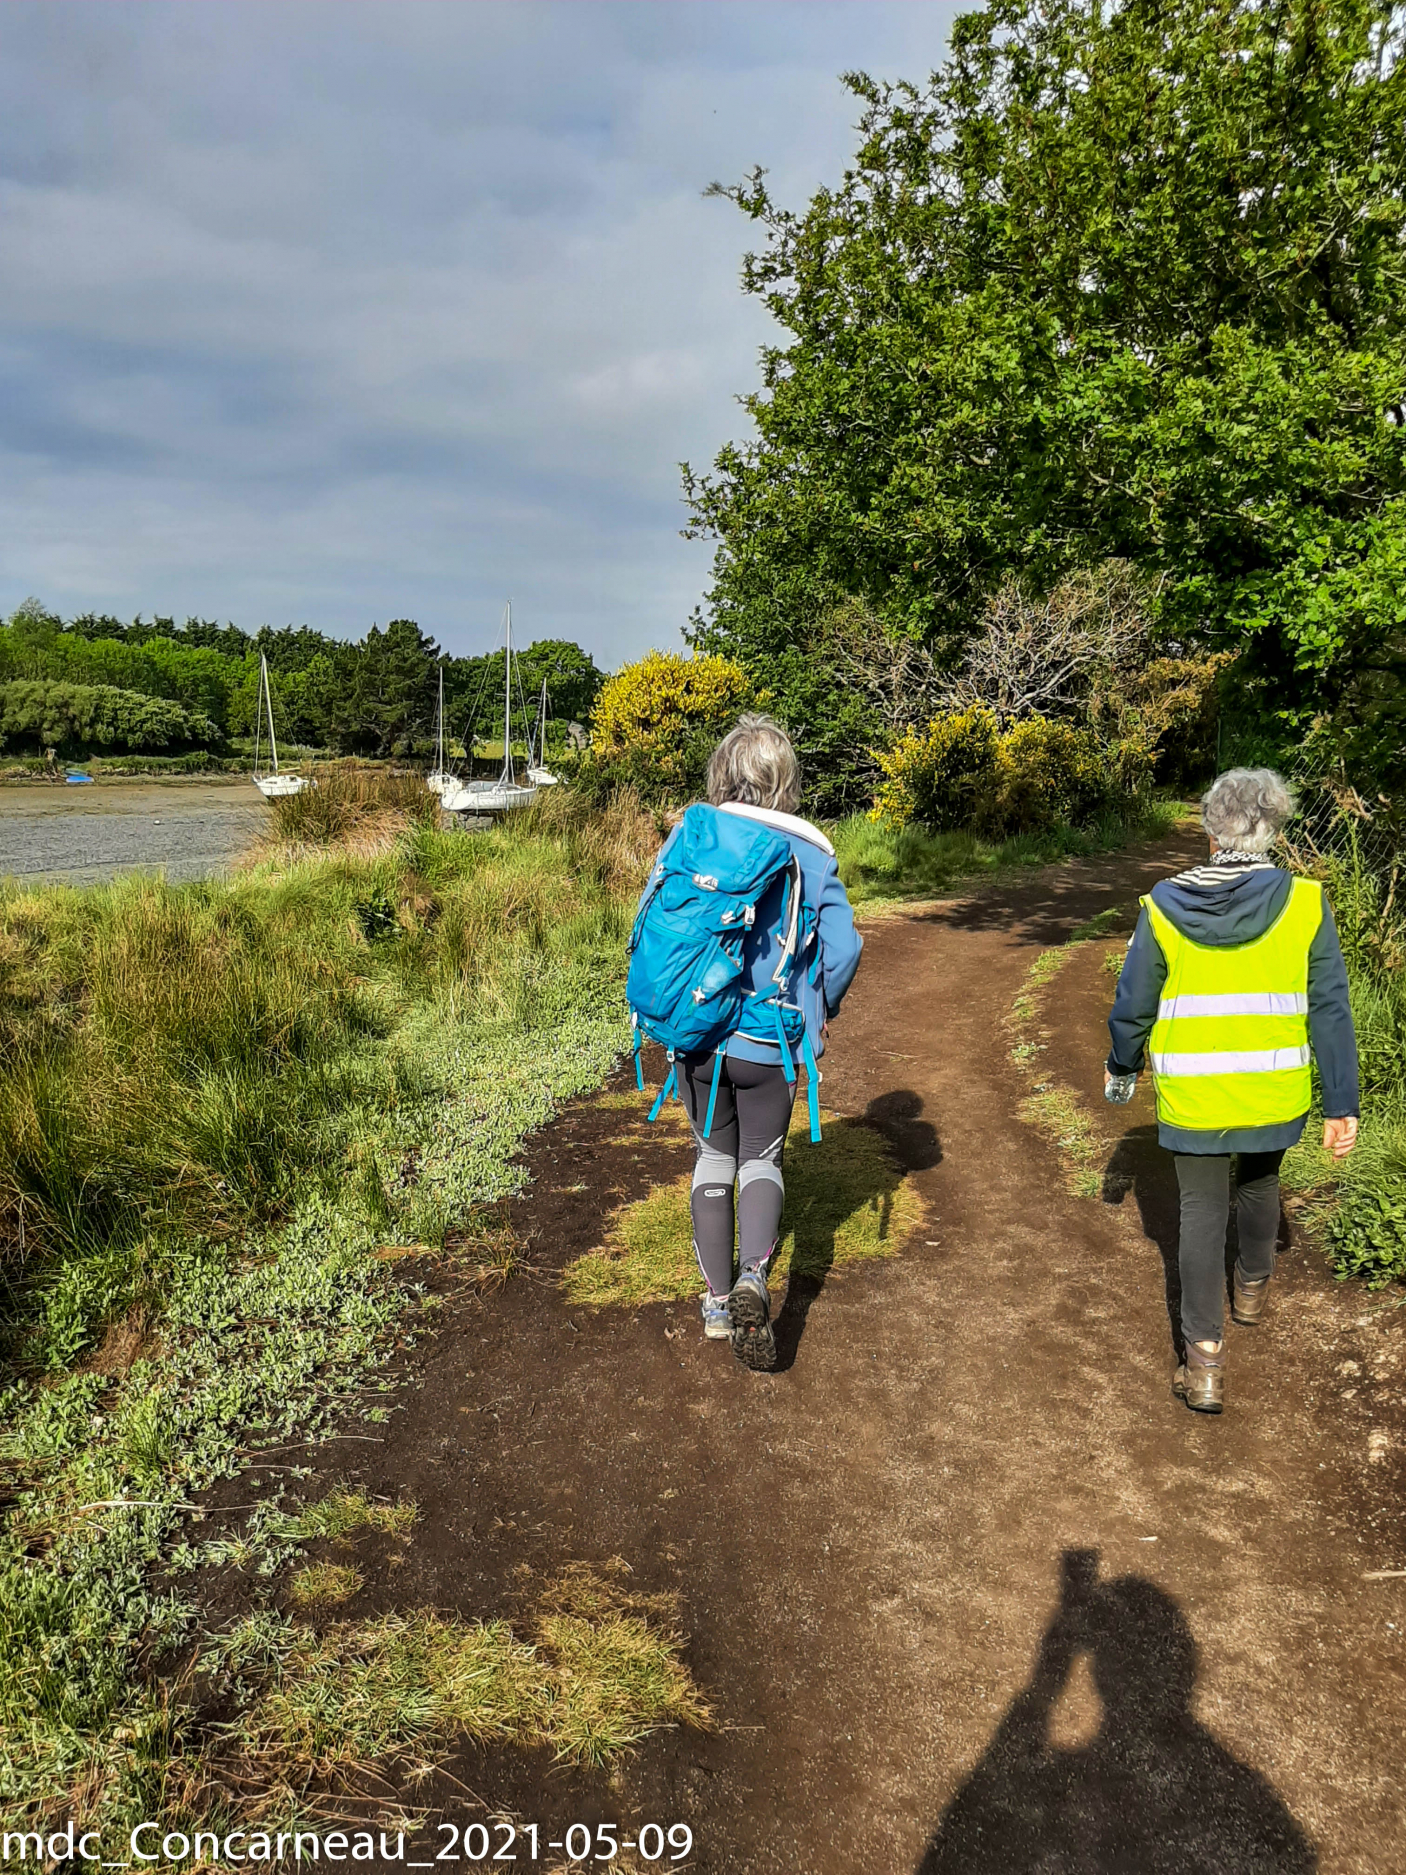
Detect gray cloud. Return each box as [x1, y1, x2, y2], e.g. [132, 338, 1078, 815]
[0, 0, 958, 663]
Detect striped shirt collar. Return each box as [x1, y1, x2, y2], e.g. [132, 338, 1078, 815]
[1172, 854, 1279, 886]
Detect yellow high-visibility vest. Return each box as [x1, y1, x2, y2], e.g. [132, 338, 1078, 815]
[1143, 877, 1322, 1133]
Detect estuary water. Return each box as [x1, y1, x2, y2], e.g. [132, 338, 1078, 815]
[0, 779, 268, 887]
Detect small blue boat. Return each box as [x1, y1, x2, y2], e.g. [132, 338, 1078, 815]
[65, 772, 93, 785]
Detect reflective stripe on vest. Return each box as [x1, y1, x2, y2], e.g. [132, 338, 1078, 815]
[1151, 1045, 1311, 1076]
[1143, 877, 1322, 1133]
[1156, 992, 1308, 1019]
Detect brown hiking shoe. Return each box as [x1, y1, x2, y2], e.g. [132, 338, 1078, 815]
[1173, 1341, 1225, 1414]
[1232, 1266, 1271, 1326]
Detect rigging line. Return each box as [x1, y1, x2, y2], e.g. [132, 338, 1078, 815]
[513, 644, 534, 772]
[454, 657, 498, 777]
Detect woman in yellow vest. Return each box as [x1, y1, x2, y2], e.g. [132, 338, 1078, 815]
[1105, 769, 1359, 1414]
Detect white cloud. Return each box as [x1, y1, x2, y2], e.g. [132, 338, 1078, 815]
[0, 0, 960, 664]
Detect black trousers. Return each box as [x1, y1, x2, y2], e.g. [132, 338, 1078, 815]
[1174, 1150, 1284, 1345]
[679, 1052, 796, 1296]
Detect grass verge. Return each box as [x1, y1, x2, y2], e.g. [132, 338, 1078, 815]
[1279, 794, 1406, 1288]
[0, 788, 668, 1834]
[564, 1098, 925, 1308]
[1005, 910, 1127, 1200]
[832, 798, 1186, 910]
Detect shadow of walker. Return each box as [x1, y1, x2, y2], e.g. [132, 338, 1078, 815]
[916, 1547, 1316, 1874]
[1101, 1125, 1295, 1361]
[772, 1089, 941, 1373]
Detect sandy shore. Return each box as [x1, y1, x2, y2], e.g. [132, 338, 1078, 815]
[0, 776, 271, 886]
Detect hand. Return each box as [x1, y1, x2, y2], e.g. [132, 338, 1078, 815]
[1323, 1116, 1358, 1158]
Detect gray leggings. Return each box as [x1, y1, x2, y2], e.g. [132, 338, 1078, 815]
[1174, 1150, 1284, 1345]
[680, 1052, 796, 1296]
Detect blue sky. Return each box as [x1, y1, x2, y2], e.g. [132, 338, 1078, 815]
[0, 1, 959, 665]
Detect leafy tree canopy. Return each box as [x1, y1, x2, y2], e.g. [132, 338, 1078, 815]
[685, 0, 1406, 729]
[0, 602, 602, 762]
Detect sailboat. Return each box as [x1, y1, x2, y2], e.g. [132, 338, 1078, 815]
[426, 665, 450, 795]
[525, 677, 559, 787]
[251, 654, 308, 799]
[440, 604, 537, 815]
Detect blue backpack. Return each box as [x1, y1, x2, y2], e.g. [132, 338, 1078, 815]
[627, 803, 822, 1143]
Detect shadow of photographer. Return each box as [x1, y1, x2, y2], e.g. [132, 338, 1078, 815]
[916, 1548, 1316, 1874]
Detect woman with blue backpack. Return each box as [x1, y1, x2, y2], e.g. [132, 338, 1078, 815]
[628, 714, 864, 1371]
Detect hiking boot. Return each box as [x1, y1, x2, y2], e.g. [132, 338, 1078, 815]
[727, 1269, 776, 1372]
[1232, 1265, 1271, 1327]
[700, 1290, 732, 1340]
[1173, 1340, 1225, 1414]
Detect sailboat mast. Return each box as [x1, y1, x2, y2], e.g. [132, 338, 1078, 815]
[262, 655, 281, 776]
[502, 603, 513, 784]
[435, 665, 444, 773]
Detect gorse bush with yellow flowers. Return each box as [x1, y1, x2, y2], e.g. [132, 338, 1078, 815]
[564, 650, 753, 804]
[872, 707, 1141, 836]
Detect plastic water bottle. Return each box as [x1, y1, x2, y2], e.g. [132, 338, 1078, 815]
[1105, 1072, 1138, 1106]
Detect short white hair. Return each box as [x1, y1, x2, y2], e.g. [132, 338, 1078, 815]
[1201, 767, 1295, 853]
[706, 713, 802, 814]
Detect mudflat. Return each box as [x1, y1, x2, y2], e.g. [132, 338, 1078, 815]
[0, 777, 268, 885]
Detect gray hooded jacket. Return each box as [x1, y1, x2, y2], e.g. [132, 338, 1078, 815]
[1106, 858, 1359, 1155]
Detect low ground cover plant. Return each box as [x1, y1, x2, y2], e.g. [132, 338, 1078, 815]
[1282, 786, 1406, 1287]
[831, 798, 1185, 908]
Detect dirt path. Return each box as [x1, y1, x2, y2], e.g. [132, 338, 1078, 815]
[251, 835, 1406, 1873]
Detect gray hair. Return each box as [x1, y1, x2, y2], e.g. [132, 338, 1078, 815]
[706, 713, 802, 814]
[1201, 767, 1295, 854]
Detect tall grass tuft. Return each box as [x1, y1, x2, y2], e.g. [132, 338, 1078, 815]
[0, 791, 660, 1367]
[264, 760, 438, 855]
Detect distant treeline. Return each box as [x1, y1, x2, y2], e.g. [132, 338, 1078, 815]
[0, 600, 604, 757]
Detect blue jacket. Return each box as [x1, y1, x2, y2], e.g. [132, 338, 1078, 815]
[1106, 859, 1360, 1154]
[641, 803, 863, 1066]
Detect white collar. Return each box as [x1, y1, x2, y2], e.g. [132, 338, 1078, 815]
[716, 800, 834, 858]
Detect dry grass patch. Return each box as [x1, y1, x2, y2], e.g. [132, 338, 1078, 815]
[564, 1111, 924, 1308]
[288, 1562, 364, 1608]
[226, 1562, 709, 1801]
[1005, 909, 1128, 1198]
[274, 1488, 417, 1544]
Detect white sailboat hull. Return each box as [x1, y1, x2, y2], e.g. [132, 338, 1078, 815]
[526, 765, 559, 786]
[440, 778, 537, 814]
[254, 773, 308, 799]
[425, 771, 450, 795]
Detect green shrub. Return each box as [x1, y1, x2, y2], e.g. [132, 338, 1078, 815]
[1328, 1176, 1406, 1287]
[984, 717, 1124, 835]
[872, 708, 1140, 835]
[0, 680, 221, 755]
[871, 706, 999, 829]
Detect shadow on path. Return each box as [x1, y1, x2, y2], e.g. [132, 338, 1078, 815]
[1102, 1128, 1293, 1361]
[916, 1548, 1316, 1874]
[772, 1090, 940, 1372]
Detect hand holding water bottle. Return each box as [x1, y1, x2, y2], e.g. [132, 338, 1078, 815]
[1104, 1069, 1138, 1105]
